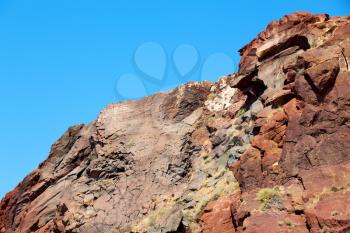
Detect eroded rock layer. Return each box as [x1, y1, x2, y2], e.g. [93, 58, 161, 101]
[1, 12, 350, 233]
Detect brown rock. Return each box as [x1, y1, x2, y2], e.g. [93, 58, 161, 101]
[233, 147, 263, 191]
[305, 57, 340, 94]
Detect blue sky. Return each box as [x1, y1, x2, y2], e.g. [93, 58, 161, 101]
[0, 1, 349, 198]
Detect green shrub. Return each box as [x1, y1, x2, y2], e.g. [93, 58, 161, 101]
[285, 220, 295, 228]
[257, 187, 282, 210]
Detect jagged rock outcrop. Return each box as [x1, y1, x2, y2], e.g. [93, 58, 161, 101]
[230, 12, 350, 233]
[1, 11, 350, 233]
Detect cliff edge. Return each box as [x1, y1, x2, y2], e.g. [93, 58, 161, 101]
[1, 12, 350, 233]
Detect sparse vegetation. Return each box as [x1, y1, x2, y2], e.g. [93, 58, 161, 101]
[126, 141, 136, 149]
[207, 116, 216, 123]
[182, 172, 238, 223]
[131, 148, 239, 233]
[131, 201, 174, 232]
[257, 187, 282, 210]
[331, 186, 340, 192]
[285, 220, 295, 228]
[213, 168, 225, 179]
[278, 220, 295, 228]
[236, 108, 247, 118]
[203, 156, 211, 164]
[321, 225, 327, 233]
[207, 93, 217, 100]
[331, 210, 339, 216]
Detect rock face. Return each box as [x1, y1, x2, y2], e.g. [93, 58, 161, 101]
[1, 12, 350, 233]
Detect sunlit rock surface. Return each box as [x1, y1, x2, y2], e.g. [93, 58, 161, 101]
[1, 12, 350, 233]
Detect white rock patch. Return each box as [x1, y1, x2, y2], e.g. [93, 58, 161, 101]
[205, 86, 236, 112]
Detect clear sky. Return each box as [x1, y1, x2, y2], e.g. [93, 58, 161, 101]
[0, 0, 349, 199]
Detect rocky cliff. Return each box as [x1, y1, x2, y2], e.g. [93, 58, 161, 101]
[1, 12, 350, 233]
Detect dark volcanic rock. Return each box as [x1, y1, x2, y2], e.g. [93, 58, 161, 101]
[1, 11, 350, 233]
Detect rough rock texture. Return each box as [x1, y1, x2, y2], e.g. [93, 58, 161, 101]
[230, 12, 350, 233]
[1, 12, 350, 233]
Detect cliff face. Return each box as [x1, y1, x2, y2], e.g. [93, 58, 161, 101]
[1, 12, 350, 233]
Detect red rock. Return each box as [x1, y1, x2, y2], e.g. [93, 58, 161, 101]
[251, 135, 278, 153]
[230, 12, 350, 233]
[305, 192, 350, 233]
[199, 195, 240, 233]
[2, 12, 350, 233]
[333, 22, 350, 40]
[241, 211, 309, 233]
[283, 98, 302, 120]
